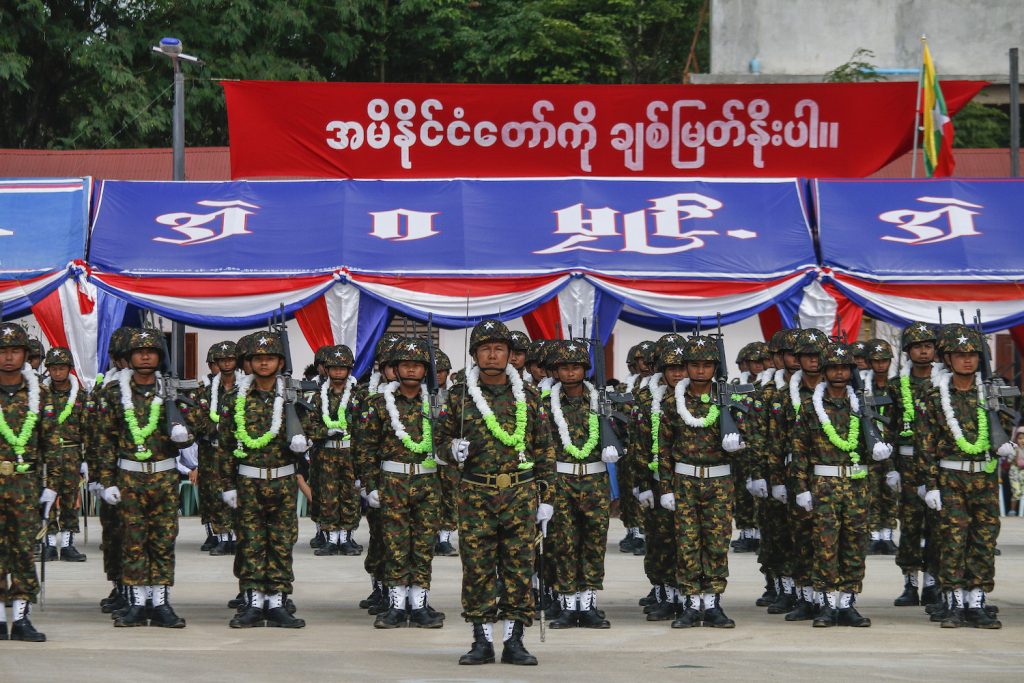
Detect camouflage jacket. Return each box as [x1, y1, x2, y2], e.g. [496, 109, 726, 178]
[305, 380, 367, 443]
[896, 371, 933, 484]
[0, 379, 54, 472]
[544, 384, 601, 465]
[44, 381, 88, 450]
[791, 390, 868, 494]
[780, 377, 820, 487]
[215, 380, 301, 489]
[358, 384, 441, 491]
[627, 381, 656, 489]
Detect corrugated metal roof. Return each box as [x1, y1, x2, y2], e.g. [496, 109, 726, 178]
[0, 147, 231, 180]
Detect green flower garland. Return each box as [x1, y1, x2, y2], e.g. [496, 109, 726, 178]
[322, 402, 349, 435]
[955, 407, 990, 457]
[483, 402, 530, 469]
[232, 391, 280, 459]
[648, 411, 661, 472]
[899, 375, 914, 437]
[821, 415, 866, 479]
[0, 409, 38, 459]
[124, 401, 162, 461]
[56, 397, 75, 425]
[562, 413, 600, 461]
[400, 402, 433, 455]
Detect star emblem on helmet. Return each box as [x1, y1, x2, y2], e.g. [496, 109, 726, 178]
[808, 333, 817, 341]
[957, 335, 968, 344]
[257, 335, 270, 345]
[1, 326, 13, 338]
[406, 343, 418, 351]
[675, 346, 685, 354]
[874, 345, 884, 352]
[835, 348, 846, 356]
[567, 343, 576, 351]
[484, 322, 495, 330]
[334, 351, 344, 358]
[694, 339, 706, 347]
[220, 343, 229, 351]
[917, 324, 929, 332]
[140, 332, 151, 340]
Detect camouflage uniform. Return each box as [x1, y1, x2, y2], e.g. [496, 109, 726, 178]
[616, 344, 646, 552]
[41, 347, 89, 561]
[438, 320, 554, 666]
[201, 341, 238, 551]
[96, 328, 203, 627]
[0, 322, 53, 641]
[433, 347, 460, 555]
[731, 343, 761, 551]
[863, 339, 900, 554]
[790, 342, 873, 627]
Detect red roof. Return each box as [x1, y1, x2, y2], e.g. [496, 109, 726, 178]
[871, 148, 1024, 178]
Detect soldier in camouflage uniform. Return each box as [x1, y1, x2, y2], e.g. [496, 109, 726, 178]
[95, 328, 203, 628]
[851, 341, 869, 372]
[439, 319, 555, 666]
[731, 343, 763, 554]
[306, 344, 365, 557]
[26, 338, 44, 374]
[892, 322, 941, 608]
[508, 331, 530, 378]
[216, 332, 308, 629]
[792, 342, 891, 627]
[657, 335, 761, 629]
[542, 340, 619, 630]
[433, 348, 460, 557]
[618, 340, 658, 554]
[916, 329, 1009, 629]
[39, 347, 88, 563]
[0, 322, 52, 641]
[358, 338, 445, 629]
[203, 341, 240, 556]
[863, 339, 900, 555]
[524, 339, 549, 385]
[305, 345, 331, 549]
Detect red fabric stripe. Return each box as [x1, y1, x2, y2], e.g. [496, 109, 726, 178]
[0, 273, 51, 292]
[757, 306, 783, 341]
[94, 273, 333, 298]
[294, 295, 334, 353]
[31, 287, 70, 351]
[822, 281, 863, 342]
[523, 296, 562, 340]
[349, 273, 564, 296]
[595, 272, 804, 296]
[934, 119, 956, 178]
[834, 273, 1024, 301]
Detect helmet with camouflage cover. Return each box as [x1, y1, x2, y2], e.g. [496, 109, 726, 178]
[736, 342, 756, 364]
[509, 331, 531, 353]
[901, 321, 937, 351]
[748, 341, 771, 361]
[127, 328, 164, 354]
[108, 327, 135, 360]
[768, 329, 788, 354]
[526, 339, 548, 364]
[823, 342, 857, 368]
[850, 340, 868, 358]
[547, 339, 591, 370]
[625, 344, 641, 373]
[313, 345, 332, 366]
[322, 344, 354, 368]
[795, 329, 828, 357]
[374, 333, 403, 366]
[44, 346, 74, 367]
[435, 348, 451, 371]
[469, 319, 512, 354]
[682, 335, 720, 363]
[658, 335, 689, 370]
[0, 322, 30, 350]
[234, 333, 253, 362]
[27, 338, 44, 359]
[391, 337, 430, 365]
[865, 338, 893, 361]
[780, 328, 802, 353]
[250, 331, 285, 358]
[541, 340, 561, 371]
[209, 340, 237, 362]
[937, 324, 972, 354]
[942, 326, 984, 354]
[637, 339, 658, 369]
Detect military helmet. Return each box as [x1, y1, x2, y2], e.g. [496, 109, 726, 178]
[736, 342, 759, 364]
[682, 335, 720, 363]
[469, 319, 512, 353]
[526, 339, 548, 364]
[313, 345, 332, 366]
[823, 342, 857, 368]
[901, 321, 938, 351]
[795, 329, 828, 356]
[749, 341, 772, 361]
[250, 332, 285, 358]
[374, 333, 403, 365]
[865, 338, 893, 361]
[108, 327, 135, 360]
[27, 338, 44, 358]
[322, 344, 354, 368]
[637, 340, 658, 368]
[509, 331, 531, 353]
[0, 322, 31, 350]
[391, 337, 430, 364]
[435, 349, 451, 371]
[850, 341, 868, 358]
[127, 328, 163, 354]
[937, 324, 973, 354]
[768, 329, 788, 354]
[209, 340, 237, 362]
[541, 340, 561, 370]
[625, 344, 641, 372]
[44, 346, 74, 367]
[548, 339, 591, 370]
[943, 327, 984, 354]
[658, 336, 689, 370]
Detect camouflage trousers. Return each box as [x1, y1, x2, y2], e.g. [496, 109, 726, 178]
[314, 447, 360, 532]
[47, 444, 82, 535]
[789, 477, 816, 585]
[458, 479, 537, 626]
[0, 473, 41, 602]
[758, 497, 794, 578]
[548, 471, 610, 593]
[438, 465, 459, 529]
[868, 459, 898, 529]
[672, 474, 733, 594]
[810, 474, 868, 594]
[198, 442, 231, 533]
[732, 467, 757, 530]
[643, 501, 677, 587]
[99, 499, 123, 582]
[617, 457, 643, 532]
[117, 469, 179, 586]
[235, 475, 298, 595]
[937, 469, 1000, 592]
[380, 471, 440, 589]
[364, 507, 385, 580]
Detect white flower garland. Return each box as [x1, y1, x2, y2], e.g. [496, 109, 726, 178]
[321, 375, 356, 428]
[789, 370, 805, 411]
[234, 374, 285, 442]
[1, 365, 41, 462]
[209, 370, 243, 420]
[466, 364, 529, 462]
[938, 372, 984, 444]
[774, 368, 787, 390]
[674, 378, 718, 429]
[649, 373, 667, 414]
[812, 381, 860, 424]
[538, 376, 554, 393]
[549, 380, 597, 452]
[44, 372, 79, 412]
[119, 370, 163, 417]
[368, 370, 383, 395]
[523, 370, 535, 384]
[756, 368, 774, 387]
[738, 371, 751, 384]
[623, 373, 639, 394]
[639, 375, 652, 390]
[382, 380, 428, 444]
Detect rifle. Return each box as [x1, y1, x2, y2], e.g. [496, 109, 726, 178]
[580, 316, 632, 454]
[37, 463, 49, 610]
[271, 304, 316, 443]
[708, 313, 754, 439]
[974, 309, 1021, 452]
[148, 313, 199, 437]
[848, 358, 892, 453]
[423, 314, 441, 466]
[535, 527, 546, 643]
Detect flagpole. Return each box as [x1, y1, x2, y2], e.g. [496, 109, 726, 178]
[910, 35, 926, 178]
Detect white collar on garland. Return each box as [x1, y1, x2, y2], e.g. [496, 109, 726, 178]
[812, 381, 859, 422]
[382, 380, 428, 443]
[322, 375, 357, 425]
[674, 378, 717, 428]
[549, 380, 597, 451]
[938, 372, 983, 444]
[788, 370, 806, 410]
[210, 370, 243, 418]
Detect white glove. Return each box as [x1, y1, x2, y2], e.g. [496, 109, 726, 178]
[997, 442, 1015, 458]
[771, 484, 788, 504]
[450, 438, 470, 463]
[367, 489, 381, 508]
[170, 423, 190, 443]
[924, 489, 942, 511]
[87, 481, 104, 496]
[101, 486, 122, 505]
[39, 487, 57, 506]
[79, 462, 88, 479]
[631, 486, 640, 499]
[885, 470, 901, 492]
[354, 479, 361, 490]
[796, 491, 813, 513]
[359, 487, 368, 502]
[536, 502, 554, 536]
[600, 445, 620, 463]
[178, 443, 199, 470]
[222, 490, 238, 509]
[748, 478, 769, 499]
[917, 484, 927, 501]
[872, 442, 893, 462]
[721, 433, 745, 452]
[638, 490, 655, 509]
[328, 428, 345, 436]
[175, 457, 191, 476]
[659, 492, 676, 511]
[289, 434, 310, 453]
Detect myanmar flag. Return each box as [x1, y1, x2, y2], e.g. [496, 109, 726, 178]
[921, 42, 956, 177]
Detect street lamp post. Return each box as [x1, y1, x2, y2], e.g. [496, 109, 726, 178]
[152, 37, 203, 181]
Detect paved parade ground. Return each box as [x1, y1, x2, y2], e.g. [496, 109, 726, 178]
[2, 516, 1021, 682]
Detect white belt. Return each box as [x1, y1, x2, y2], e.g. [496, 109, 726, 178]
[939, 459, 989, 474]
[813, 464, 867, 478]
[899, 445, 914, 456]
[324, 439, 351, 449]
[117, 457, 177, 474]
[238, 464, 296, 480]
[556, 461, 607, 476]
[674, 462, 731, 478]
[381, 460, 437, 476]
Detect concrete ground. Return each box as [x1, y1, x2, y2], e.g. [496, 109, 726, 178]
[1, 516, 1022, 682]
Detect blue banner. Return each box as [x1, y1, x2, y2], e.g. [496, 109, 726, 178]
[815, 179, 1024, 280]
[0, 178, 89, 276]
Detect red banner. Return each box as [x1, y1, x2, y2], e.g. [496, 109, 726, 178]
[222, 80, 986, 179]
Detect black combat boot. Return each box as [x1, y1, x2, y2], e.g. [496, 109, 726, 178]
[359, 580, 382, 609]
[209, 536, 233, 556]
[500, 621, 537, 666]
[638, 586, 658, 607]
[702, 594, 735, 628]
[265, 594, 305, 628]
[230, 590, 266, 628]
[893, 575, 920, 606]
[227, 592, 246, 609]
[374, 587, 408, 628]
[458, 623, 495, 665]
[201, 527, 218, 552]
[784, 590, 817, 622]
[114, 587, 149, 627]
[618, 528, 636, 553]
[548, 594, 578, 629]
[838, 606, 871, 627]
[813, 606, 838, 627]
[10, 618, 45, 642]
[339, 532, 363, 555]
[60, 534, 87, 562]
[756, 576, 778, 607]
[920, 584, 941, 608]
[631, 535, 647, 556]
[670, 595, 702, 628]
[647, 587, 678, 621]
[314, 541, 340, 556]
[309, 529, 326, 549]
[407, 586, 444, 628]
[149, 604, 186, 628]
[767, 584, 797, 615]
